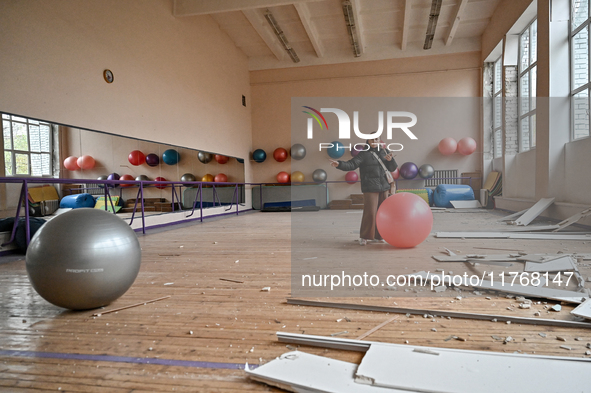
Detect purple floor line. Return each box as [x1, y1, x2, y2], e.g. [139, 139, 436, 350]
[0, 349, 257, 370]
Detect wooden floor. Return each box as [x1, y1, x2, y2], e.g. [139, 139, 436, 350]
[1, 208, 590, 392]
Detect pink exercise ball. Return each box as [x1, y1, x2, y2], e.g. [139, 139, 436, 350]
[214, 173, 228, 182]
[345, 171, 358, 184]
[77, 155, 95, 170]
[376, 193, 433, 248]
[392, 168, 400, 180]
[457, 137, 477, 155]
[438, 138, 457, 156]
[64, 156, 79, 171]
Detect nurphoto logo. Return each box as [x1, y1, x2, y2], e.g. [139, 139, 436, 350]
[302, 106, 418, 153]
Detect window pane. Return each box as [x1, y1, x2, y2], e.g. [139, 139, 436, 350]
[573, 90, 590, 139]
[12, 122, 28, 151]
[40, 124, 51, 152]
[3, 120, 11, 150]
[1, 114, 10, 120]
[15, 153, 29, 175]
[494, 59, 502, 94]
[520, 117, 530, 152]
[572, 0, 589, 32]
[30, 124, 41, 152]
[520, 72, 530, 114]
[530, 21, 537, 64]
[493, 96, 502, 128]
[530, 114, 536, 148]
[31, 153, 42, 176]
[4, 152, 12, 176]
[520, 28, 530, 72]
[494, 129, 502, 158]
[573, 27, 589, 90]
[531, 66, 537, 111]
[12, 116, 26, 123]
[41, 154, 51, 175]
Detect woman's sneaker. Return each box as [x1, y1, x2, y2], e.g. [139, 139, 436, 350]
[359, 238, 367, 246]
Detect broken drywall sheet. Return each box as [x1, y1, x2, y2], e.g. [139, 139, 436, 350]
[571, 298, 591, 321]
[435, 232, 591, 240]
[245, 351, 403, 393]
[450, 200, 482, 209]
[524, 256, 577, 273]
[500, 209, 529, 221]
[513, 198, 555, 226]
[411, 271, 588, 304]
[354, 343, 591, 393]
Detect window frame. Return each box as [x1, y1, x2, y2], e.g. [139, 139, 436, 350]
[2, 113, 54, 177]
[493, 57, 503, 159]
[518, 19, 537, 153]
[571, 0, 591, 141]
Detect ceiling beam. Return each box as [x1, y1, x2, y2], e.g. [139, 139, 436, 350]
[294, 3, 324, 58]
[400, 0, 412, 51]
[445, 0, 468, 46]
[242, 9, 286, 61]
[174, 0, 324, 17]
[348, 0, 365, 55]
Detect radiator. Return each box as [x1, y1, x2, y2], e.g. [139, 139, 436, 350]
[85, 183, 106, 196]
[424, 169, 459, 187]
[42, 199, 60, 215]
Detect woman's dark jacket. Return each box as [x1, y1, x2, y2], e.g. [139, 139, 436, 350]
[336, 148, 398, 193]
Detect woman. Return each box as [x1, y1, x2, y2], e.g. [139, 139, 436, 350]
[331, 138, 397, 245]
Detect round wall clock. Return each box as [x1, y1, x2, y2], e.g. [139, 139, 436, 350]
[103, 69, 114, 83]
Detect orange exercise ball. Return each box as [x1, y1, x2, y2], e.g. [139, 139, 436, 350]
[64, 156, 79, 171]
[128, 150, 146, 166]
[273, 148, 288, 162]
[214, 155, 229, 164]
[277, 171, 290, 183]
[77, 155, 95, 170]
[214, 173, 228, 182]
[120, 174, 135, 187]
[438, 138, 457, 155]
[376, 193, 433, 248]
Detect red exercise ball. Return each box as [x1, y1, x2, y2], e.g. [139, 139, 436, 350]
[214, 173, 228, 182]
[128, 150, 146, 166]
[345, 171, 358, 184]
[273, 148, 288, 162]
[457, 137, 477, 155]
[120, 174, 135, 187]
[154, 177, 167, 189]
[214, 154, 229, 164]
[392, 168, 400, 180]
[376, 193, 433, 248]
[277, 171, 290, 183]
[64, 156, 80, 171]
[438, 138, 457, 156]
[77, 155, 95, 170]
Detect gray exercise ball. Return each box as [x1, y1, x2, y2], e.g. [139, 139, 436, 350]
[198, 152, 213, 164]
[97, 175, 108, 189]
[312, 169, 327, 183]
[181, 173, 196, 182]
[25, 208, 141, 310]
[290, 144, 306, 160]
[418, 164, 435, 179]
[135, 175, 150, 181]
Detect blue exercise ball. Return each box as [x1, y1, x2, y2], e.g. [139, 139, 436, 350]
[312, 169, 327, 183]
[162, 149, 180, 165]
[327, 141, 345, 159]
[25, 209, 141, 310]
[236, 158, 245, 164]
[253, 149, 267, 163]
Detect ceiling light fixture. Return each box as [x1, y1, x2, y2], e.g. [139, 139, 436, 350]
[342, 1, 361, 57]
[424, 0, 442, 50]
[264, 10, 300, 63]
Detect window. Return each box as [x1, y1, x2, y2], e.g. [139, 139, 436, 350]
[2, 114, 53, 176]
[493, 57, 503, 158]
[518, 19, 537, 152]
[572, 0, 590, 139]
